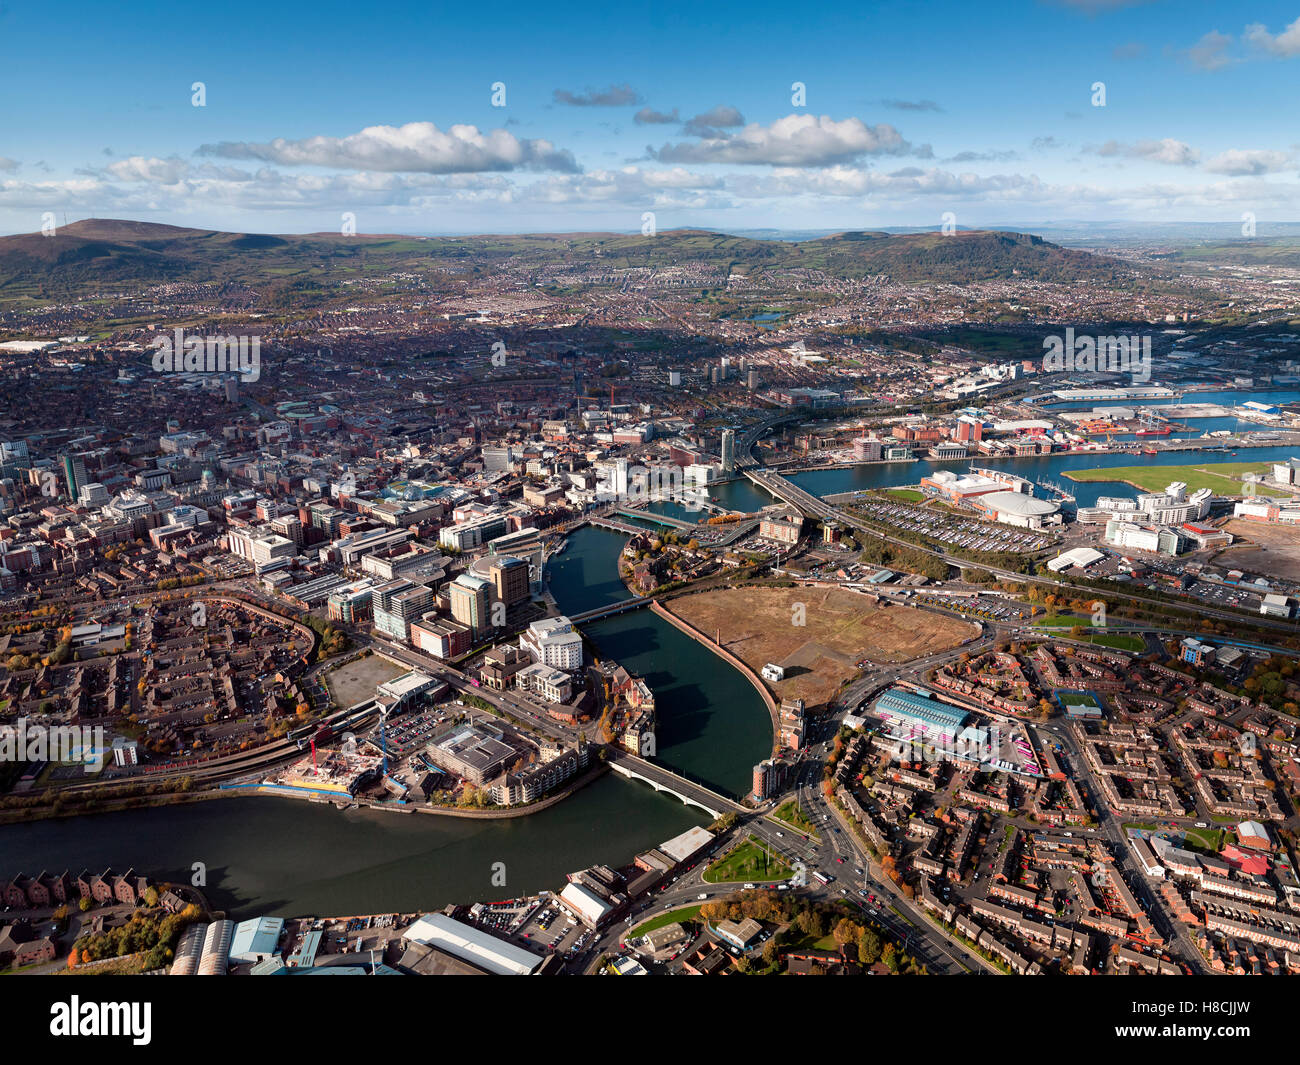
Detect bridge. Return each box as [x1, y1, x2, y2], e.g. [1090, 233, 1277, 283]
[605, 749, 744, 819]
[709, 518, 760, 546]
[585, 515, 653, 536]
[613, 507, 700, 531]
[571, 597, 651, 623]
[744, 468, 833, 519]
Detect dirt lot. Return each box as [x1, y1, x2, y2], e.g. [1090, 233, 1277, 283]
[324, 653, 407, 707]
[669, 585, 978, 710]
[1217, 520, 1300, 581]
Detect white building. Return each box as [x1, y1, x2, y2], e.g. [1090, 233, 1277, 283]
[1104, 520, 1182, 556]
[402, 913, 542, 975]
[516, 662, 573, 703]
[1261, 593, 1293, 619]
[519, 617, 584, 670]
[226, 527, 298, 571]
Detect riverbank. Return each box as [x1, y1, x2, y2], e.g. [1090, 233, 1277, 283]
[649, 599, 780, 754]
[246, 761, 611, 819]
[0, 760, 611, 826]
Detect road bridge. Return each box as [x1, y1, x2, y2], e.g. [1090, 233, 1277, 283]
[605, 749, 744, 819]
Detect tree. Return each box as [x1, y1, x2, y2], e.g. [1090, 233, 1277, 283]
[832, 917, 861, 948]
[857, 929, 882, 965]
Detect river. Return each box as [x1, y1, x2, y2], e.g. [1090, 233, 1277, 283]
[1, 525, 773, 918]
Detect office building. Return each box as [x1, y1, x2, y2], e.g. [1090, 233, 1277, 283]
[488, 555, 530, 607]
[61, 453, 88, 499]
[449, 574, 492, 636]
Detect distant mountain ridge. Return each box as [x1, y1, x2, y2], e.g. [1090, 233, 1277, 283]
[0, 218, 1139, 303]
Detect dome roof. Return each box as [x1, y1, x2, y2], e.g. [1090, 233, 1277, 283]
[980, 491, 1059, 516]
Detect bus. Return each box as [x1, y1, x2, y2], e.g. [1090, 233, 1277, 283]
[812, 871, 831, 885]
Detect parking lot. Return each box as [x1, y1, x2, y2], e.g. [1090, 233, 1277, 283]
[912, 592, 1035, 622]
[856, 500, 1051, 554]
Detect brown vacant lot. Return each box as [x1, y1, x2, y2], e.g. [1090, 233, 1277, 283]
[1218, 520, 1300, 581]
[670, 585, 978, 710]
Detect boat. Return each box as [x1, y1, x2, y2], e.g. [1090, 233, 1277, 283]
[1134, 427, 1171, 437]
[1141, 447, 1158, 455]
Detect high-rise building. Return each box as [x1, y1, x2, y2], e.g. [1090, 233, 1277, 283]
[720, 429, 736, 475]
[372, 579, 436, 643]
[489, 555, 530, 607]
[61, 453, 88, 499]
[853, 437, 883, 462]
[449, 574, 492, 636]
[752, 759, 784, 801]
[482, 445, 514, 472]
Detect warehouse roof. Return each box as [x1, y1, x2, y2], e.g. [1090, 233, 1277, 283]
[403, 913, 542, 976]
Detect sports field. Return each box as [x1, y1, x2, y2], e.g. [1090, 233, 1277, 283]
[1064, 461, 1272, 496]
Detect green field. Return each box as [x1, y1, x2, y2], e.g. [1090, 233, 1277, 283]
[702, 836, 794, 884]
[1065, 461, 1273, 496]
[630, 905, 702, 937]
[881, 488, 926, 503]
[771, 800, 820, 839]
[1086, 633, 1145, 652]
[1035, 614, 1091, 628]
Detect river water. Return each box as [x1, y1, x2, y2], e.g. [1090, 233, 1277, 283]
[0, 525, 771, 918]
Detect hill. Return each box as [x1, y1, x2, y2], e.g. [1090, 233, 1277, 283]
[0, 219, 1140, 305]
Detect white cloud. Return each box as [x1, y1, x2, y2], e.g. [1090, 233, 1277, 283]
[1092, 138, 1200, 166]
[653, 114, 922, 166]
[1204, 149, 1294, 175]
[1244, 17, 1300, 57]
[1183, 30, 1235, 70]
[199, 122, 579, 174]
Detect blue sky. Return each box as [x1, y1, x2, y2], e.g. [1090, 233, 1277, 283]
[3, 0, 1300, 234]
